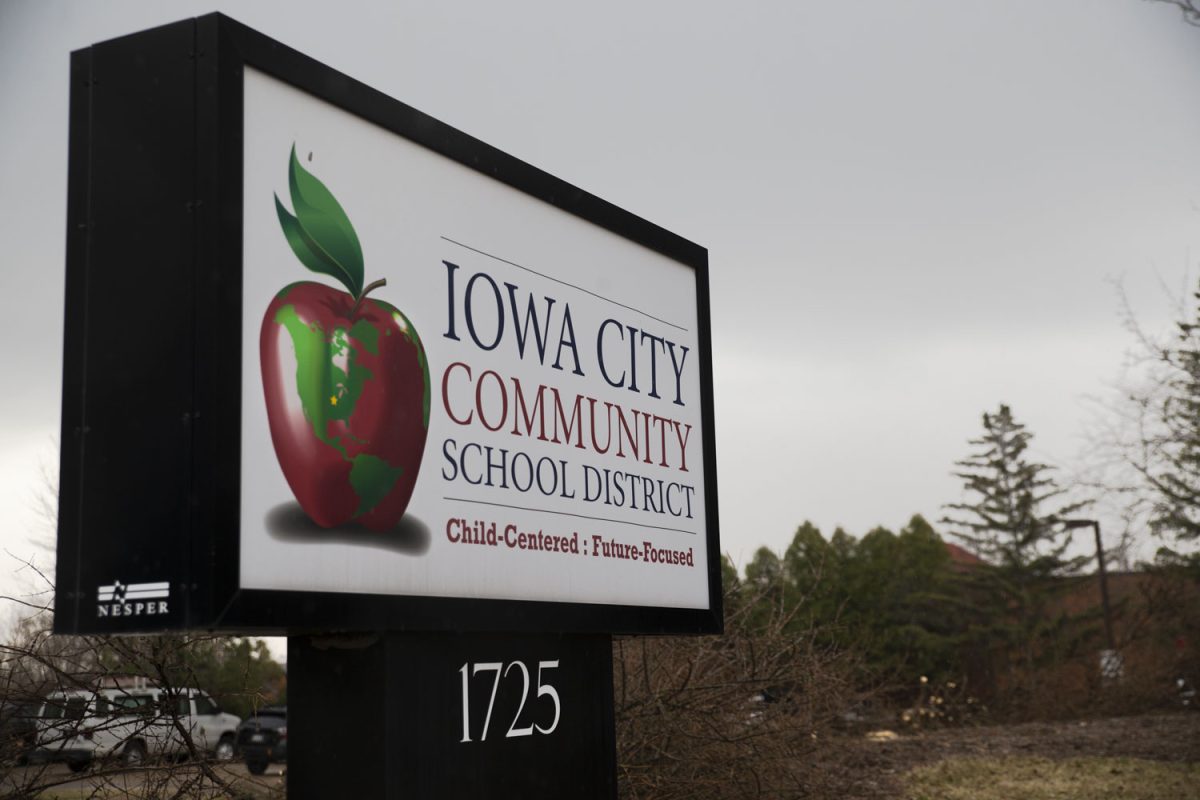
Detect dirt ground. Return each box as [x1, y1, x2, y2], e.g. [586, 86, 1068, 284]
[833, 712, 1200, 799]
[0, 760, 284, 799]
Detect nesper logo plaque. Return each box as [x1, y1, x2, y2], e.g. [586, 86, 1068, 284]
[96, 581, 170, 618]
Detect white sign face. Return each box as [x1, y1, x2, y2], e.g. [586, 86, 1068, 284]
[239, 68, 709, 610]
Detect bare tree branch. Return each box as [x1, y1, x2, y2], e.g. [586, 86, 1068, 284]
[1148, 0, 1200, 26]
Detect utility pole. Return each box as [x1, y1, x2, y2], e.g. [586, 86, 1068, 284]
[1062, 518, 1116, 652]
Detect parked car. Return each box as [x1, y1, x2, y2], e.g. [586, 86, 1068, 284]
[0, 700, 42, 765]
[236, 706, 287, 775]
[30, 684, 241, 770]
[99, 685, 242, 763]
[30, 689, 96, 772]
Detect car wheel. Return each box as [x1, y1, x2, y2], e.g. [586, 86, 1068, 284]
[67, 758, 90, 773]
[215, 736, 235, 762]
[246, 758, 268, 775]
[121, 740, 147, 768]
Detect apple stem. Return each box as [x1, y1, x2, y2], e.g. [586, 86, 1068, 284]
[352, 278, 388, 317]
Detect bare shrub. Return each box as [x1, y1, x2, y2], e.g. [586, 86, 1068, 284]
[614, 581, 859, 799]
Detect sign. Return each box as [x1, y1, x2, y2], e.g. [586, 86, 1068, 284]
[54, 14, 721, 635]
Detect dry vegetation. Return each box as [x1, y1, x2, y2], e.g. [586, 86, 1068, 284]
[613, 585, 865, 799]
[906, 756, 1200, 800]
[850, 712, 1200, 800]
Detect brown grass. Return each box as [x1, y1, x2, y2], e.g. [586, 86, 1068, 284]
[905, 756, 1200, 800]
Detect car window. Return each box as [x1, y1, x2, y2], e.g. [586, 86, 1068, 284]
[41, 700, 63, 721]
[64, 697, 88, 721]
[175, 696, 190, 716]
[95, 697, 110, 716]
[110, 694, 155, 715]
[194, 695, 216, 716]
[16, 702, 42, 720]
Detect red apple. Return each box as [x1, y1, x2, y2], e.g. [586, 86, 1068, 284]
[260, 281, 430, 530]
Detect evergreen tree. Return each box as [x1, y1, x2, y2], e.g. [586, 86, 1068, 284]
[720, 554, 741, 594]
[1147, 293, 1200, 549]
[875, 516, 961, 681]
[719, 554, 745, 618]
[744, 546, 784, 595]
[743, 546, 787, 629]
[771, 517, 961, 687]
[941, 404, 1091, 706]
[782, 521, 835, 615]
[942, 404, 1086, 573]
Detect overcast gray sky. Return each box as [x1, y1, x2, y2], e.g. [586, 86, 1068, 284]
[1, 0, 1199, 618]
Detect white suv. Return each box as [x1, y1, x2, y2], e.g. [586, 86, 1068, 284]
[31, 689, 95, 771]
[34, 685, 241, 770]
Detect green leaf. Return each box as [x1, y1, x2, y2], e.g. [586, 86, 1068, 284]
[275, 145, 364, 297]
[275, 196, 344, 286]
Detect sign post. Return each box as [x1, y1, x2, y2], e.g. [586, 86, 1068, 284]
[288, 633, 615, 797]
[56, 14, 719, 797]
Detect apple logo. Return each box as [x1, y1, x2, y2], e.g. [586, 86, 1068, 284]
[260, 145, 430, 531]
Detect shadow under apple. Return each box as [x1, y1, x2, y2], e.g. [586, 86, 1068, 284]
[265, 502, 431, 555]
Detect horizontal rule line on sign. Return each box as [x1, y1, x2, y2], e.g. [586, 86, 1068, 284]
[443, 496, 698, 536]
[440, 236, 689, 333]
[98, 590, 170, 601]
[98, 582, 169, 591]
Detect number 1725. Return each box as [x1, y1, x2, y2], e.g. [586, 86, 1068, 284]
[459, 660, 561, 742]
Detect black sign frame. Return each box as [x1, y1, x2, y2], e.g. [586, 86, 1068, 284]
[55, 13, 721, 637]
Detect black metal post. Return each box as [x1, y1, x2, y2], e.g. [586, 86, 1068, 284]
[1090, 520, 1117, 653]
[1062, 518, 1116, 652]
[288, 632, 617, 800]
